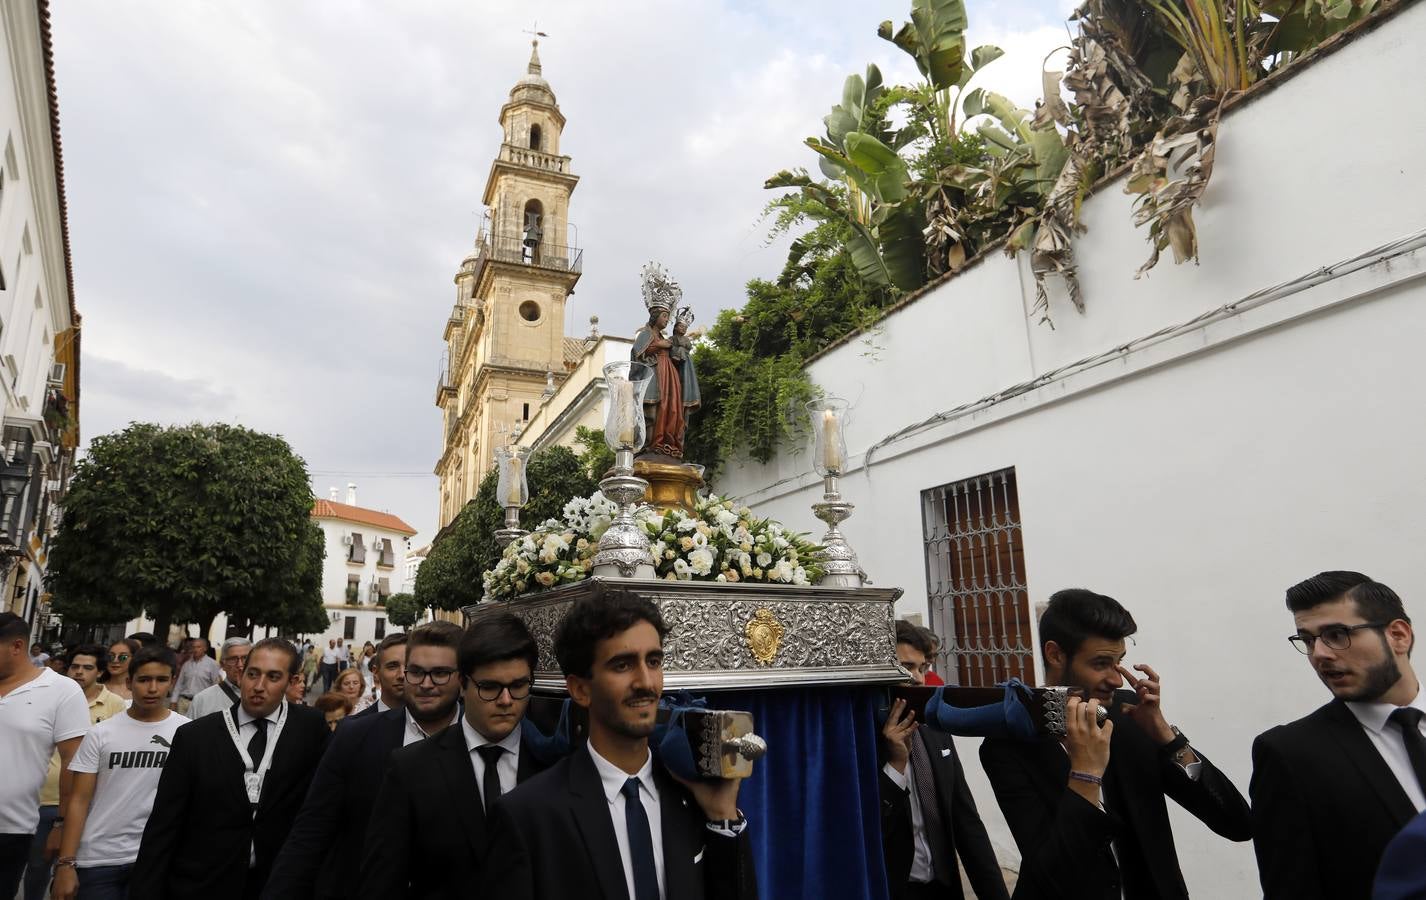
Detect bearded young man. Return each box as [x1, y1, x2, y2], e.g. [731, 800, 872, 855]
[1251, 571, 1423, 900]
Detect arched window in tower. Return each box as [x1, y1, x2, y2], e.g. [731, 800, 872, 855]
[521, 199, 544, 264]
[529, 124, 542, 151]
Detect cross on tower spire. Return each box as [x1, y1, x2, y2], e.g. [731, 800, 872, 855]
[522, 22, 548, 75]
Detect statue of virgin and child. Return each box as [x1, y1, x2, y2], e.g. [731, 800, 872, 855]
[631, 263, 701, 460]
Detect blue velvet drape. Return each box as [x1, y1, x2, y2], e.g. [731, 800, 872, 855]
[717, 686, 890, 900]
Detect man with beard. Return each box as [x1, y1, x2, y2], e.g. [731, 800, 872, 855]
[485, 593, 757, 900]
[1251, 571, 1423, 899]
[358, 615, 543, 898]
[263, 630, 428, 899]
[980, 589, 1250, 899]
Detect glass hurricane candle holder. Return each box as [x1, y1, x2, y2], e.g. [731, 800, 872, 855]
[807, 397, 849, 478]
[495, 445, 531, 509]
[604, 361, 653, 453]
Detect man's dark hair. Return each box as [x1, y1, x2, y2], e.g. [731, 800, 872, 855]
[407, 621, 464, 657]
[1038, 588, 1138, 664]
[126, 631, 159, 648]
[894, 620, 935, 656]
[375, 632, 408, 658]
[459, 612, 538, 679]
[1285, 571, 1411, 625]
[554, 592, 669, 678]
[70, 644, 108, 669]
[249, 637, 301, 675]
[130, 646, 179, 679]
[0, 612, 28, 642]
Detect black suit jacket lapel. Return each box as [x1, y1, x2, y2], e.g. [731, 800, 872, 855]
[569, 746, 635, 900]
[516, 728, 541, 783]
[655, 763, 700, 900]
[1323, 699, 1417, 827]
[434, 723, 487, 857]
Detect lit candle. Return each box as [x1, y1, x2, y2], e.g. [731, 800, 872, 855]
[507, 456, 523, 505]
[615, 378, 636, 447]
[822, 409, 842, 473]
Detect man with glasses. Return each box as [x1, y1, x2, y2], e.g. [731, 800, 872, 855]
[262, 631, 415, 899]
[1251, 571, 1423, 899]
[188, 637, 252, 719]
[360, 613, 547, 898]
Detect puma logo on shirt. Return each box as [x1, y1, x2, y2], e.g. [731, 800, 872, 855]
[107, 749, 169, 769]
[150, 735, 171, 748]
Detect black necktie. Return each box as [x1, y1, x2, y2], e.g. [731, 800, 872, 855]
[908, 730, 952, 886]
[1388, 707, 1426, 795]
[247, 718, 268, 771]
[476, 745, 505, 814]
[621, 777, 660, 900]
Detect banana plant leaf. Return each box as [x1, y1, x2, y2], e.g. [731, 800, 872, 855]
[877, 0, 970, 90]
[844, 132, 910, 204]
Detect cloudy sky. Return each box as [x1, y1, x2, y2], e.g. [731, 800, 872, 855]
[50, 0, 1073, 545]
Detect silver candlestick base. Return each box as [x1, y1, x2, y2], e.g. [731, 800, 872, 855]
[493, 506, 528, 552]
[812, 475, 865, 588]
[591, 449, 656, 579]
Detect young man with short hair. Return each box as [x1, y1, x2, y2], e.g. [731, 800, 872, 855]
[132, 638, 329, 898]
[188, 637, 252, 719]
[50, 646, 185, 899]
[356, 617, 541, 898]
[347, 631, 407, 719]
[1251, 571, 1423, 900]
[980, 588, 1250, 900]
[487, 593, 757, 900]
[880, 621, 1007, 900]
[0, 613, 89, 898]
[67, 645, 128, 724]
[264, 625, 449, 900]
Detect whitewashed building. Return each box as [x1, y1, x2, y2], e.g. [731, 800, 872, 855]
[403, 543, 428, 594]
[0, 0, 79, 642]
[718, 5, 1426, 895]
[312, 484, 417, 647]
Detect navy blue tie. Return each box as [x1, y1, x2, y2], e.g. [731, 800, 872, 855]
[621, 777, 659, 900]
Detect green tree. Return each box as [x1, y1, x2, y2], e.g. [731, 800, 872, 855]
[383, 592, 421, 629]
[47, 422, 326, 642]
[414, 444, 598, 613]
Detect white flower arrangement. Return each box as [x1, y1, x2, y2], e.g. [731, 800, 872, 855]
[482, 491, 822, 601]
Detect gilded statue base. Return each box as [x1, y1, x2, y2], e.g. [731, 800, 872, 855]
[630, 454, 705, 516]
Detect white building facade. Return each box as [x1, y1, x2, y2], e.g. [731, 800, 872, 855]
[312, 484, 416, 649]
[0, 0, 79, 642]
[718, 6, 1426, 895]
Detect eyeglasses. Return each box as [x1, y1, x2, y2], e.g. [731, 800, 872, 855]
[112, 654, 131, 662]
[405, 666, 457, 686]
[223, 656, 249, 667]
[1288, 622, 1391, 654]
[472, 678, 532, 701]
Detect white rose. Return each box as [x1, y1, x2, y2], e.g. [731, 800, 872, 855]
[688, 548, 715, 576]
[757, 552, 773, 568]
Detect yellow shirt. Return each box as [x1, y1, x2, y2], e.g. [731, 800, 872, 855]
[39, 686, 127, 806]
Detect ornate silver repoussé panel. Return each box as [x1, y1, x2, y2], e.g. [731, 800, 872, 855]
[463, 577, 905, 691]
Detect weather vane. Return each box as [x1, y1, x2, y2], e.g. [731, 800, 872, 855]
[522, 21, 548, 43]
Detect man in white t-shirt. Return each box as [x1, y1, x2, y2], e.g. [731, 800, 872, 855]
[51, 645, 186, 899]
[320, 639, 339, 693]
[0, 613, 90, 898]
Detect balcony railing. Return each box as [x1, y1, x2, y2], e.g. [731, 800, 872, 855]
[476, 236, 583, 275]
[498, 143, 573, 175]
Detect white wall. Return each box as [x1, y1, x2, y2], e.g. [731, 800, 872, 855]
[717, 6, 1426, 894]
[315, 515, 413, 648]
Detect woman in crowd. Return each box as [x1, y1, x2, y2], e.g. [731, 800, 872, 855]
[286, 671, 307, 705]
[335, 667, 366, 712]
[314, 691, 353, 731]
[301, 644, 320, 697]
[100, 638, 140, 702]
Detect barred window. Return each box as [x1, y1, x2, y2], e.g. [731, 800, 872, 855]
[921, 467, 1035, 687]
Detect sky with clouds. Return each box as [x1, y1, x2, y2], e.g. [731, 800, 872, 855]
[50, 0, 1075, 545]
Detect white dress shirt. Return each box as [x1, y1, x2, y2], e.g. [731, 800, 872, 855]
[403, 707, 458, 747]
[462, 717, 522, 805]
[881, 761, 935, 883]
[1346, 687, 1426, 813]
[588, 743, 666, 900]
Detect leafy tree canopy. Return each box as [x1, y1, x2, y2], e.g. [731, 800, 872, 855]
[47, 422, 327, 641]
[383, 592, 421, 629]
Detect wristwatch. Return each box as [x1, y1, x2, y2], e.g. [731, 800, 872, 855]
[1161, 725, 1193, 765]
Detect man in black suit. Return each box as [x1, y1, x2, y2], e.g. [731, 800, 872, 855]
[131, 638, 330, 899]
[359, 613, 543, 898]
[1252, 571, 1424, 900]
[347, 631, 408, 720]
[881, 621, 1008, 900]
[262, 625, 459, 899]
[980, 589, 1251, 899]
[486, 592, 757, 900]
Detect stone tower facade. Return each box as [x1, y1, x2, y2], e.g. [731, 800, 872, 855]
[434, 41, 583, 530]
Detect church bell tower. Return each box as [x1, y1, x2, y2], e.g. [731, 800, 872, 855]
[434, 40, 583, 529]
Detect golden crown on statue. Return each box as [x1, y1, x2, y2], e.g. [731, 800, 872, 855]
[640, 262, 682, 315]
